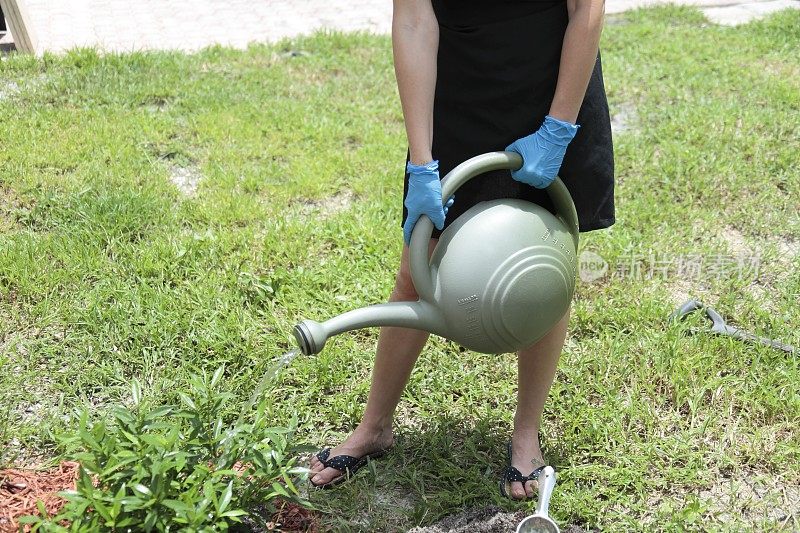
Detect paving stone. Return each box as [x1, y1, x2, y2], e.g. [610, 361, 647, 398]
[606, 0, 736, 14]
[701, 0, 800, 24]
[13, 0, 391, 54]
[3, 0, 800, 55]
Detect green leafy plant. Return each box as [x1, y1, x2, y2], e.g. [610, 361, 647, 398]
[21, 366, 310, 532]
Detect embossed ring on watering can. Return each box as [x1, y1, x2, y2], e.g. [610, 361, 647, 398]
[408, 151, 580, 303]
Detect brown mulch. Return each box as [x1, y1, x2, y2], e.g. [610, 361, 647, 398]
[240, 498, 320, 533]
[269, 499, 319, 533]
[0, 461, 79, 533]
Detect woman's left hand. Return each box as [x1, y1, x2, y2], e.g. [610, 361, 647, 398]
[506, 115, 580, 189]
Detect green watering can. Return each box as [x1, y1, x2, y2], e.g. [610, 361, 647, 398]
[293, 151, 579, 355]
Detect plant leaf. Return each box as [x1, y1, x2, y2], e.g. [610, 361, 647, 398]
[132, 483, 152, 496]
[177, 391, 196, 410]
[131, 379, 142, 406]
[219, 480, 233, 514]
[162, 499, 193, 514]
[220, 509, 248, 518]
[211, 366, 225, 388]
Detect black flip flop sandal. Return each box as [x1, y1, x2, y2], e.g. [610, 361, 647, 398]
[499, 440, 551, 500]
[310, 447, 390, 489]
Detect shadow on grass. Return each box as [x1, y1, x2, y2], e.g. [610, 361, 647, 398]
[308, 414, 574, 532]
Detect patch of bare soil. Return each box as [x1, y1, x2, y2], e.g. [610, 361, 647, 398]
[666, 279, 699, 308]
[610, 102, 637, 135]
[296, 190, 356, 218]
[0, 81, 20, 101]
[763, 60, 800, 88]
[408, 506, 590, 533]
[718, 226, 751, 257]
[0, 186, 27, 232]
[697, 468, 800, 525]
[715, 227, 790, 311]
[773, 235, 799, 267]
[0, 74, 48, 100]
[408, 507, 525, 533]
[647, 468, 800, 528]
[170, 164, 203, 197]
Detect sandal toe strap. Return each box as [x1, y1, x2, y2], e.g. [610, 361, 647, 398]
[316, 449, 364, 472]
[527, 465, 546, 480]
[504, 466, 530, 483]
[505, 464, 549, 484]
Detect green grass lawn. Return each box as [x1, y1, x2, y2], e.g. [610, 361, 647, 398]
[1, 6, 799, 531]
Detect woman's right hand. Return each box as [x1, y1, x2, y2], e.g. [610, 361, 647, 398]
[403, 160, 453, 245]
[393, 1, 440, 244]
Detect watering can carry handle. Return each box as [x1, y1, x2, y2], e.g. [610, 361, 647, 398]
[409, 151, 580, 302]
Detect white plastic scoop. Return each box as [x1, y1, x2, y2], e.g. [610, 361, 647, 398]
[516, 466, 559, 533]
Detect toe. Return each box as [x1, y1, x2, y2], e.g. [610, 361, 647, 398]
[311, 471, 325, 485]
[311, 467, 340, 486]
[510, 481, 528, 500]
[524, 479, 537, 499]
[309, 456, 323, 473]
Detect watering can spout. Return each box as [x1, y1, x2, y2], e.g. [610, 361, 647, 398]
[293, 301, 445, 355]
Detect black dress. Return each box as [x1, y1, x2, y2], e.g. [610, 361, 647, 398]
[401, 0, 615, 237]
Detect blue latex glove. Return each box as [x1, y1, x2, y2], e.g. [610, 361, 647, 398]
[403, 160, 454, 245]
[506, 115, 580, 189]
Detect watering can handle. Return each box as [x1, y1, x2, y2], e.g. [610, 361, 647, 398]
[409, 151, 580, 303]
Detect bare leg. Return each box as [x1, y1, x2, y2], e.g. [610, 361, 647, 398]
[310, 240, 438, 486]
[507, 304, 571, 500]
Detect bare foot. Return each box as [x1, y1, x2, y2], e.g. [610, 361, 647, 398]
[309, 424, 394, 487]
[508, 429, 545, 500]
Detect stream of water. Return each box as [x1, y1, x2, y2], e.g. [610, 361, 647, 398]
[238, 349, 300, 423]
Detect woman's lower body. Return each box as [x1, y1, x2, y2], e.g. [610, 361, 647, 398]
[309, 242, 570, 499]
[311, 1, 614, 500]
